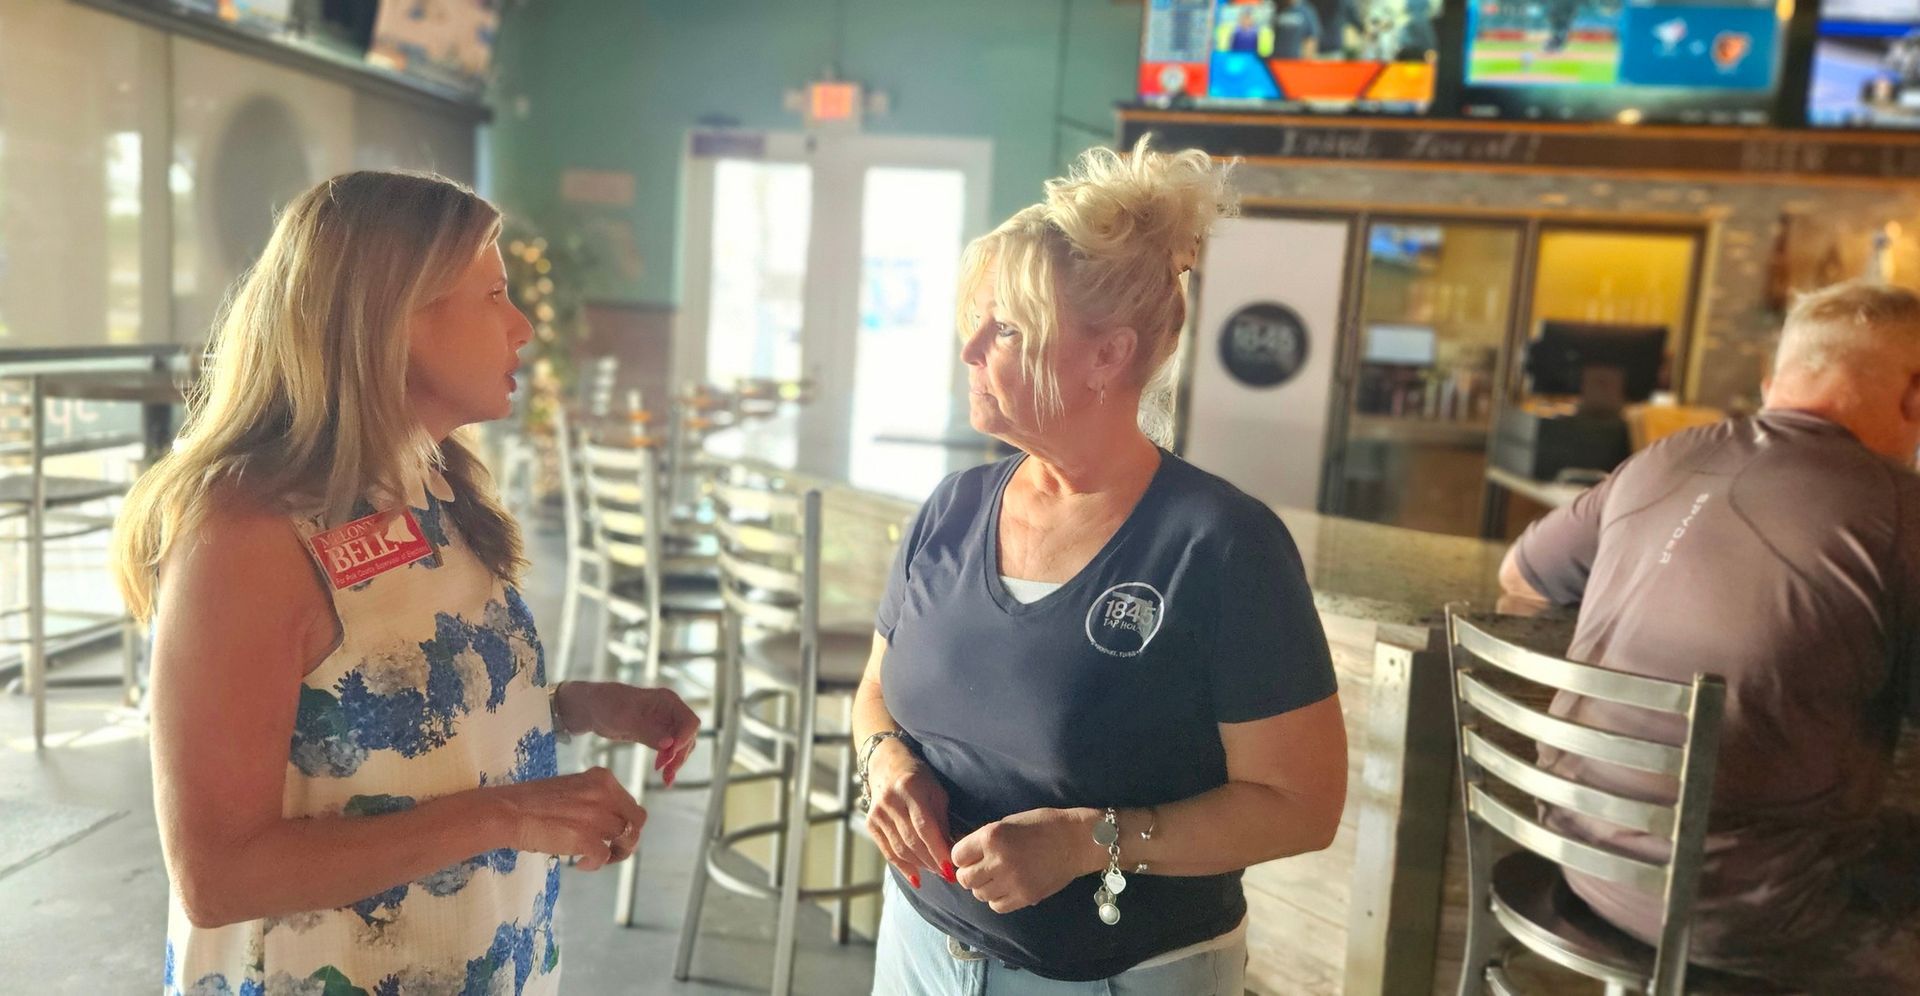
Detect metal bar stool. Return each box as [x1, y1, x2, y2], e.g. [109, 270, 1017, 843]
[553, 355, 655, 682]
[1445, 606, 1792, 996]
[674, 476, 880, 996]
[1, 373, 144, 747]
[570, 432, 725, 927]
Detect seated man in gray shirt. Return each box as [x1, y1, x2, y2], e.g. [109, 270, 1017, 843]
[1502, 279, 1920, 992]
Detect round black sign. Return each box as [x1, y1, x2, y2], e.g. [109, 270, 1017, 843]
[1218, 302, 1310, 388]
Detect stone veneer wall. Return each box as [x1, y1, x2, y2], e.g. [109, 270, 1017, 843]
[1231, 161, 1920, 409]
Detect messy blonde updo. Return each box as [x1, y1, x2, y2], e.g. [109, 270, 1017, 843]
[957, 136, 1237, 445]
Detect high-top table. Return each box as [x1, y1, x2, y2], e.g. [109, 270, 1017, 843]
[0, 346, 189, 746]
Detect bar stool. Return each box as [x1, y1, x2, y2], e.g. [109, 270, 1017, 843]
[549, 355, 621, 682]
[569, 432, 728, 926]
[1, 375, 143, 747]
[1444, 606, 1793, 996]
[674, 476, 880, 996]
[664, 383, 735, 518]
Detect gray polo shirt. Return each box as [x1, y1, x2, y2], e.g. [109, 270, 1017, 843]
[1514, 409, 1920, 958]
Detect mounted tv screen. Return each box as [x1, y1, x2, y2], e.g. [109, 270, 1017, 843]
[1807, 0, 1920, 128]
[1139, 0, 1442, 114]
[367, 0, 499, 92]
[1458, 0, 1791, 124]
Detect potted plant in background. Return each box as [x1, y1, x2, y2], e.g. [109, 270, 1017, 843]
[501, 224, 597, 524]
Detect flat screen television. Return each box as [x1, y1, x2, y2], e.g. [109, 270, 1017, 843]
[1367, 223, 1444, 266]
[1458, 0, 1792, 124]
[1806, 0, 1920, 128]
[368, 0, 499, 92]
[1139, 0, 1442, 114]
[1526, 321, 1669, 400]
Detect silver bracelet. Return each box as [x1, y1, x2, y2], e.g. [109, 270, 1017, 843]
[548, 681, 572, 744]
[1135, 805, 1157, 874]
[1093, 807, 1127, 925]
[856, 730, 912, 813]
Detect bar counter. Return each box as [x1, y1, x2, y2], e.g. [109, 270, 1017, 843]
[705, 423, 1514, 994]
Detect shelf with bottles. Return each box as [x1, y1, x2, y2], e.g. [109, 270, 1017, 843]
[1353, 336, 1499, 424]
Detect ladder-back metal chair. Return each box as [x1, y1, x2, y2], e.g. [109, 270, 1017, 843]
[550, 356, 665, 683]
[573, 432, 727, 928]
[547, 399, 600, 685]
[674, 475, 879, 996]
[1445, 606, 1790, 996]
[548, 356, 617, 683]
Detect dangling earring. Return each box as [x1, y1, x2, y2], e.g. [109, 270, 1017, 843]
[1098, 384, 1107, 407]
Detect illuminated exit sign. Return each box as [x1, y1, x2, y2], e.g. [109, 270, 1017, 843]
[785, 75, 887, 132]
[810, 81, 862, 126]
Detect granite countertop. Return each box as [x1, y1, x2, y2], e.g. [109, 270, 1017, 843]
[1275, 508, 1509, 629]
[705, 422, 1515, 631]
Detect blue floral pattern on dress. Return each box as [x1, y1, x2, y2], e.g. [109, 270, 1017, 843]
[168, 491, 559, 995]
[411, 495, 451, 557]
[315, 794, 526, 925]
[508, 728, 559, 784]
[289, 599, 541, 778]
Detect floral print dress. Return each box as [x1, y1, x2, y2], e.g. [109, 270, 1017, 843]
[163, 472, 563, 996]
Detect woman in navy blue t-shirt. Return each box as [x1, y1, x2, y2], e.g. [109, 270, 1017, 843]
[850, 139, 1349, 994]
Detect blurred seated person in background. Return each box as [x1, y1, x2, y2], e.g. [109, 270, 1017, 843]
[1500, 280, 1920, 993]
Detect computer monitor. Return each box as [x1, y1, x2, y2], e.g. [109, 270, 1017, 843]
[1525, 321, 1669, 402]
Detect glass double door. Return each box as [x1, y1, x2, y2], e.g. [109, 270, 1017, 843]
[1324, 214, 1706, 537]
[678, 131, 991, 499]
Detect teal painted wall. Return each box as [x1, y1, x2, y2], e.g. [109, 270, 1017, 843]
[487, 0, 1143, 305]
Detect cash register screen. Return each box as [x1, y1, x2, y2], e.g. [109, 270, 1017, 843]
[1365, 324, 1438, 366]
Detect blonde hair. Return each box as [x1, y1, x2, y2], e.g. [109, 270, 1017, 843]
[957, 136, 1237, 445]
[114, 170, 525, 621]
[1776, 279, 1920, 378]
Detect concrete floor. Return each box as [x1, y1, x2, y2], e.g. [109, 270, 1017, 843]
[0, 517, 877, 995]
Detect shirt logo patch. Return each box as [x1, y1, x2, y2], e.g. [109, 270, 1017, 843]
[310, 509, 432, 589]
[1085, 582, 1167, 658]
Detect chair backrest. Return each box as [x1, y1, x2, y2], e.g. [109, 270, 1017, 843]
[1625, 404, 1725, 452]
[1445, 605, 1726, 996]
[583, 355, 620, 422]
[580, 438, 664, 574]
[663, 383, 733, 514]
[708, 476, 822, 706]
[729, 377, 812, 421]
[708, 475, 819, 640]
[550, 401, 588, 554]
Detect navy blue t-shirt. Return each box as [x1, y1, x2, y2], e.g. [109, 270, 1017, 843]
[876, 451, 1337, 981]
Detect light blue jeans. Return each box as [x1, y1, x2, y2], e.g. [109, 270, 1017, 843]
[870, 874, 1247, 996]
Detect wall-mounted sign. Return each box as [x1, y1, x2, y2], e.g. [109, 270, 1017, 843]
[691, 130, 768, 160]
[1219, 301, 1310, 388]
[1122, 111, 1920, 185]
[559, 168, 636, 207]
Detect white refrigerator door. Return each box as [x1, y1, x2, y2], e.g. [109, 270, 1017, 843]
[1182, 216, 1350, 512]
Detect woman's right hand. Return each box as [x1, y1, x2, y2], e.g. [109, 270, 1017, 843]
[488, 767, 647, 872]
[864, 739, 954, 889]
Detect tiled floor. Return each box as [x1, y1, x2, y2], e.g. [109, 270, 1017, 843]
[0, 514, 878, 995]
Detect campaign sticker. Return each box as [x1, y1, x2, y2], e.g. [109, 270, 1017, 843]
[309, 509, 432, 589]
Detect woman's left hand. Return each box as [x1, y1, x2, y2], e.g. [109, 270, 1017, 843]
[558, 682, 700, 786]
[950, 808, 1104, 914]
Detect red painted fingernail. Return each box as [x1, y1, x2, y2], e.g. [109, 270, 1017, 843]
[942, 861, 957, 883]
[909, 872, 921, 889]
